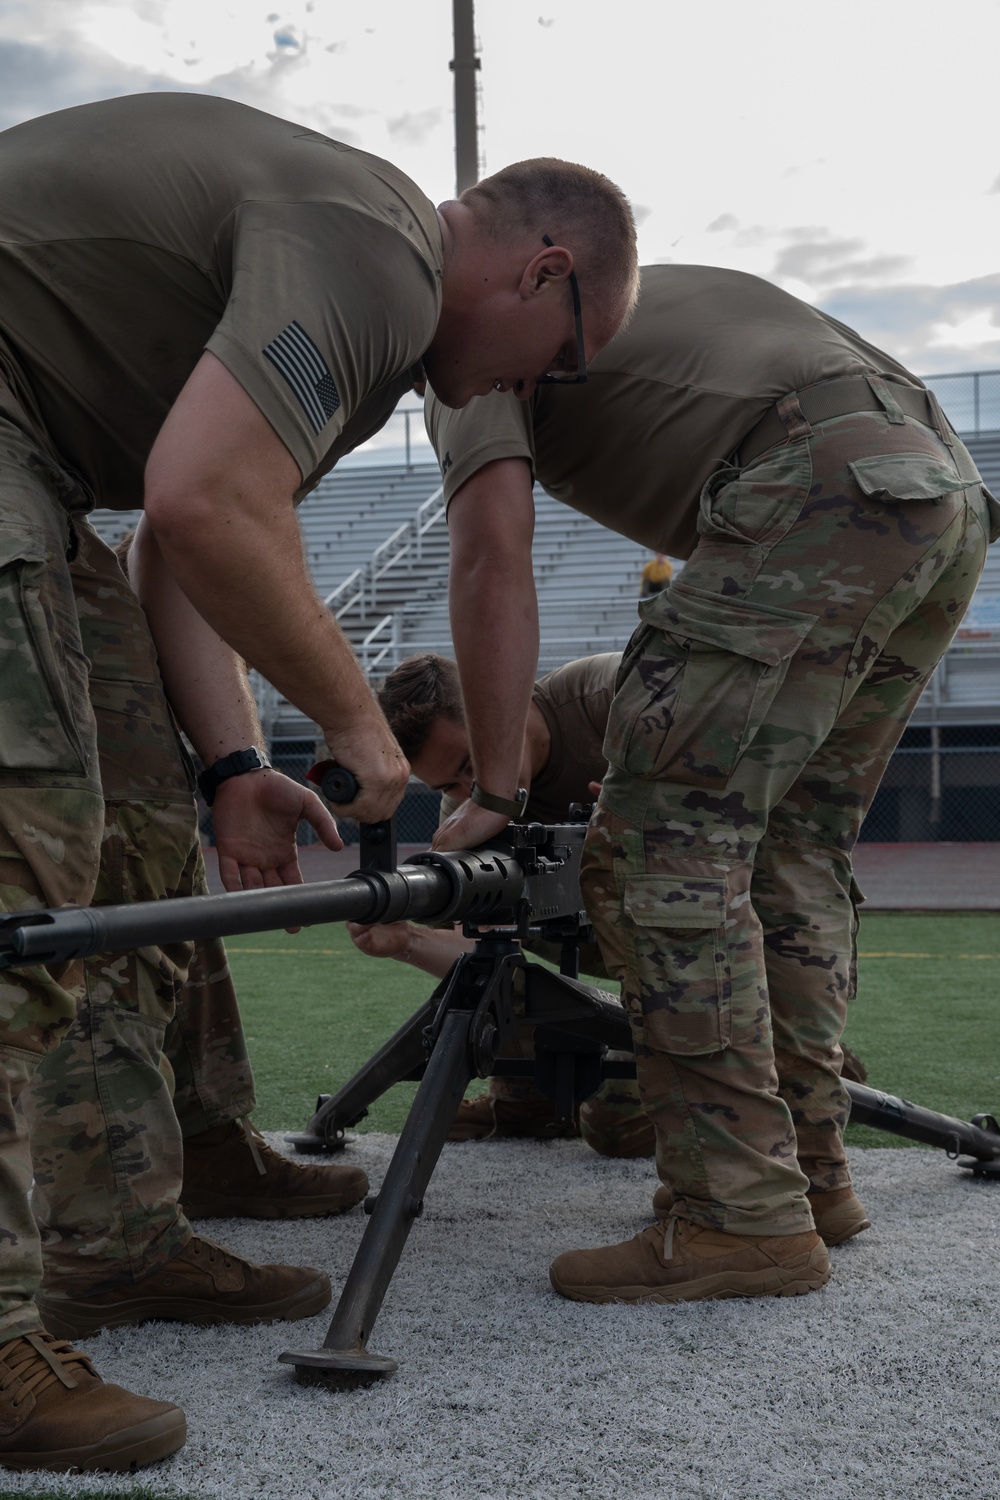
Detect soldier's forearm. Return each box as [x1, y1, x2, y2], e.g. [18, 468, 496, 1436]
[130, 515, 265, 766]
[448, 459, 538, 799]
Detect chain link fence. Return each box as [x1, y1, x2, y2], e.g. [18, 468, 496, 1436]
[195, 728, 1000, 850]
[924, 370, 1000, 436]
[858, 725, 1000, 842]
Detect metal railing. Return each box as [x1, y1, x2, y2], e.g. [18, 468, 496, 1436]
[358, 614, 400, 674]
[322, 485, 445, 625]
[334, 405, 432, 469]
[323, 566, 365, 618]
[414, 487, 446, 561]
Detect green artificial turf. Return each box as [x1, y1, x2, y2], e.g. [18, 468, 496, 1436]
[227, 925, 441, 1134]
[840, 911, 1000, 1148]
[228, 912, 1000, 1147]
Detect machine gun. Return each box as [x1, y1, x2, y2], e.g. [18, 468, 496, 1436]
[1, 791, 998, 1387]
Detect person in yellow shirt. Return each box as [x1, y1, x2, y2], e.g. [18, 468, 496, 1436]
[639, 551, 673, 595]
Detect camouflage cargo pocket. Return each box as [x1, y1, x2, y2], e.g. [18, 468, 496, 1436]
[849, 451, 1000, 543]
[90, 676, 196, 803]
[698, 439, 812, 547]
[602, 583, 814, 788]
[848, 451, 967, 504]
[623, 874, 731, 1054]
[0, 529, 89, 773]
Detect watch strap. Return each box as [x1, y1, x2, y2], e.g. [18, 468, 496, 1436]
[197, 747, 271, 806]
[470, 780, 529, 820]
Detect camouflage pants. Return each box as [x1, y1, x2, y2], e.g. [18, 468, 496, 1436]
[0, 410, 254, 1334]
[584, 398, 995, 1236]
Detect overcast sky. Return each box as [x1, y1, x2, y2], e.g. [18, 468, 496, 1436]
[1, 0, 998, 376]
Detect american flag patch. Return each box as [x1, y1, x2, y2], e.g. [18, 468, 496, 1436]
[262, 321, 341, 434]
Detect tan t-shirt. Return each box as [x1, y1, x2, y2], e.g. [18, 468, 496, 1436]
[426, 264, 920, 559]
[439, 653, 620, 825]
[0, 93, 443, 507]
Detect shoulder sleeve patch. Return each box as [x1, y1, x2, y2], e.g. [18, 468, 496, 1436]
[262, 321, 341, 434]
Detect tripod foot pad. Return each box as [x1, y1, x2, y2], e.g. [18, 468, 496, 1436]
[958, 1156, 1000, 1179]
[278, 1346, 398, 1387]
[284, 1132, 348, 1155]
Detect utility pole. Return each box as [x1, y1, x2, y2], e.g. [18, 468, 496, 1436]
[450, 0, 480, 195]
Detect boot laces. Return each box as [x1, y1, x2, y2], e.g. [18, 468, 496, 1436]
[237, 1117, 268, 1177]
[188, 1236, 238, 1271]
[0, 1333, 94, 1405]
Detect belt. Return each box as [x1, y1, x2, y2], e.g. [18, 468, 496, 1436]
[736, 375, 945, 467]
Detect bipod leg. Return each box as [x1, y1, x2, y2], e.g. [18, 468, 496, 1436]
[287, 992, 444, 1154]
[279, 942, 523, 1384]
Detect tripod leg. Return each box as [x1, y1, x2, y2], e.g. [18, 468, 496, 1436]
[279, 1006, 475, 1382]
[287, 994, 440, 1153]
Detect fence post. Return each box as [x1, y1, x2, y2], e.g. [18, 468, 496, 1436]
[929, 725, 941, 828]
[974, 372, 980, 436]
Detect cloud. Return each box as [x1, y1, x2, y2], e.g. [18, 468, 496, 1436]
[706, 212, 738, 233]
[0, 37, 175, 128]
[771, 229, 912, 288]
[386, 107, 442, 146]
[819, 274, 1000, 374]
[632, 203, 653, 227]
[0, 30, 366, 144]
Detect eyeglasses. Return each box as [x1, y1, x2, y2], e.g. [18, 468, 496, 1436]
[536, 233, 588, 385]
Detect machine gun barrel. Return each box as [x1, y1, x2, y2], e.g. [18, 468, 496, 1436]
[0, 843, 536, 971]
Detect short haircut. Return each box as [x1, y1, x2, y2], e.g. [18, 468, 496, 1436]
[377, 654, 465, 761]
[461, 158, 639, 326]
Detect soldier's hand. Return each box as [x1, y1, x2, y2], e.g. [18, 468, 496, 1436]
[212, 768, 342, 893]
[346, 920, 417, 962]
[322, 719, 409, 823]
[432, 798, 509, 852]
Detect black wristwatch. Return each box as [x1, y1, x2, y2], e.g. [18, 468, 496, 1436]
[197, 747, 271, 805]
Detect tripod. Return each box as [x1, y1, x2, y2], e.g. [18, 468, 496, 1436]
[277, 819, 1000, 1384]
[280, 914, 633, 1383]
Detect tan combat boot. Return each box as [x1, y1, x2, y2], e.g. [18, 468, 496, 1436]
[36, 1236, 331, 1341]
[0, 1331, 185, 1473]
[651, 1182, 871, 1247]
[448, 1093, 580, 1141]
[578, 1064, 655, 1159]
[550, 1215, 830, 1304]
[182, 1117, 368, 1218]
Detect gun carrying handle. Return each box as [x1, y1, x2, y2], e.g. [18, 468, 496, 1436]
[307, 760, 360, 806]
[307, 761, 398, 874]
